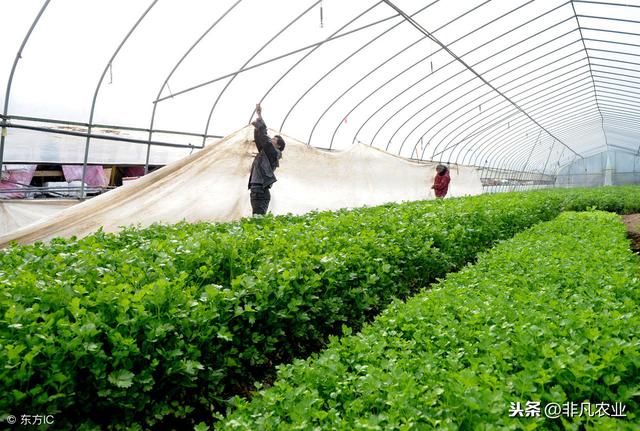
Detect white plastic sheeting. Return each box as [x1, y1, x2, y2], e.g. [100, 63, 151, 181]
[1, 127, 201, 165]
[2, 1, 640, 175]
[556, 150, 640, 187]
[0, 199, 76, 236]
[0, 126, 482, 246]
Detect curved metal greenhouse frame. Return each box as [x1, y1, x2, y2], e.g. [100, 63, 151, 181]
[1, 0, 639, 194]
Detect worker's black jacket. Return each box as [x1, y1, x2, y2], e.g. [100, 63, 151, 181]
[248, 117, 281, 189]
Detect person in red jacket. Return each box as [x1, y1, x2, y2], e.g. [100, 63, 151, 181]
[431, 164, 450, 198]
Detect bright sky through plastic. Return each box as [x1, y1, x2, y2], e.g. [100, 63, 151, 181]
[2, 0, 639, 171]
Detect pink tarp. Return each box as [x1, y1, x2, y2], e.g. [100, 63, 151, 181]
[0, 165, 37, 199]
[62, 165, 108, 187]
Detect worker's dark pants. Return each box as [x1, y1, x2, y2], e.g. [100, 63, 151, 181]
[250, 186, 271, 215]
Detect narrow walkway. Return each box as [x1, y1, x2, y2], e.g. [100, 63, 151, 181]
[622, 214, 640, 252]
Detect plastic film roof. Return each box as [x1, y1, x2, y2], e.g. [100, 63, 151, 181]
[1, 0, 639, 174]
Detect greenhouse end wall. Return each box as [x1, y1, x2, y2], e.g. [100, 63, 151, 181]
[555, 150, 640, 188]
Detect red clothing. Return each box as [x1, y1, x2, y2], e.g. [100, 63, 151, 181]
[433, 171, 450, 197]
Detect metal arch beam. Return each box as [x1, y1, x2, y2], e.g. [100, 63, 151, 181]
[600, 109, 640, 122]
[607, 145, 640, 158]
[380, 25, 570, 151]
[453, 120, 568, 190]
[461, 111, 576, 171]
[464, 93, 600, 165]
[202, 1, 321, 144]
[443, 77, 595, 165]
[462, 95, 600, 168]
[310, 34, 426, 147]
[588, 47, 640, 61]
[583, 38, 640, 51]
[592, 63, 640, 76]
[80, 0, 159, 199]
[600, 102, 640, 114]
[597, 91, 640, 107]
[607, 132, 640, 142]
[3, 122, 200, 150]
[434, 78, 604, 165]
[591, 57, 640, 70]
[278, 0, 442, 133]
[592, 71, 640, 84]
[145, 0, 243, 174]
[593, 73, 640, 87]
[600, 108, 640, 123]
[491, 112, 603, 182]
[408, 41, 586, 159]
[438, 82, 592, 168]
[470, 129, 541, 180]
[600, 117, 640, 129]
[604, 131, 640, 143]
[512, 129, 542, 186]
[608, 144, 640, 160]
[482, 139, 568, 191]
[486, 141, 559, 191]
[152, 6, 405, 105]
[521, 138, 566, 175]
[1, 0, 52, 171]
[601, 124, 640, 138]
[570, 0, 609, 158]
[426, 58, 591, 161]
[452, 77, 586, 162]
[0, 114, 222, 140]
[428, 66, 592, 164]
[605, 132, 640, 143]
[344, 1, 570, 152]
[498, 141, 557, 187]
[461, 93, 599, 168]
[253, 1, 385, 128]
[309, 0, 497, 146]
[390, 19, 582, 154]
[573, 0, 640, 8]
[596, 84, 640, 100]
[380, 0, 582, 160]
[606, 137, 640, 149]
[423, 57, 584, 167]
[321, 0, 537, 148]
[447, 68, 592, 152]
[423, 56, 589, 161]
[601, 101, 640, 113]
[468, 109, 601, 177]
[576, 14, 640, 27]
[598, 94, 640, 109]
[581, 27, 640, 40]
[597, 80, 640, 94]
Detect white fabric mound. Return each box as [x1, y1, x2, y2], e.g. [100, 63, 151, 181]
[0, 127, 482, 246]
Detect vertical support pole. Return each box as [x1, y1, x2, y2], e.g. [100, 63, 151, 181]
[80, 0, 158, 199]
[1, 0, 52, 173]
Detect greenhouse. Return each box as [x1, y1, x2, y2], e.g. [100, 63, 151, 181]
[1, 0, 639, 429]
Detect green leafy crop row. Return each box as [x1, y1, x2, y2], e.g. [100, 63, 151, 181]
[218, 211, 640, 430]
[1, 186, 639, 429]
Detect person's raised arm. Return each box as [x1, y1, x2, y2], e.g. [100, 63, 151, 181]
[252, 103, 269, 151]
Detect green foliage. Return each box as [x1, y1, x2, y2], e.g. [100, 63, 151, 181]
[218, 211, 640, 430]
[1, 186, 639, 428]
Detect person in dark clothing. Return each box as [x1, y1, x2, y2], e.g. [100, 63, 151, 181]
[431, 164, 450, 198]
[248, 103, 285, 215]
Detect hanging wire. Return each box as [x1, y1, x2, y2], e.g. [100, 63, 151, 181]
[320, 0, 324, 28]
[108, 63, 113, 84]
[430, 36, 434, 73]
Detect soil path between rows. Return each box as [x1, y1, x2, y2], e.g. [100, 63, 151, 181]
[622, 214, 640, 252]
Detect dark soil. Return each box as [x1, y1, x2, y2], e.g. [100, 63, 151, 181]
[622, 214, 640, 252]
